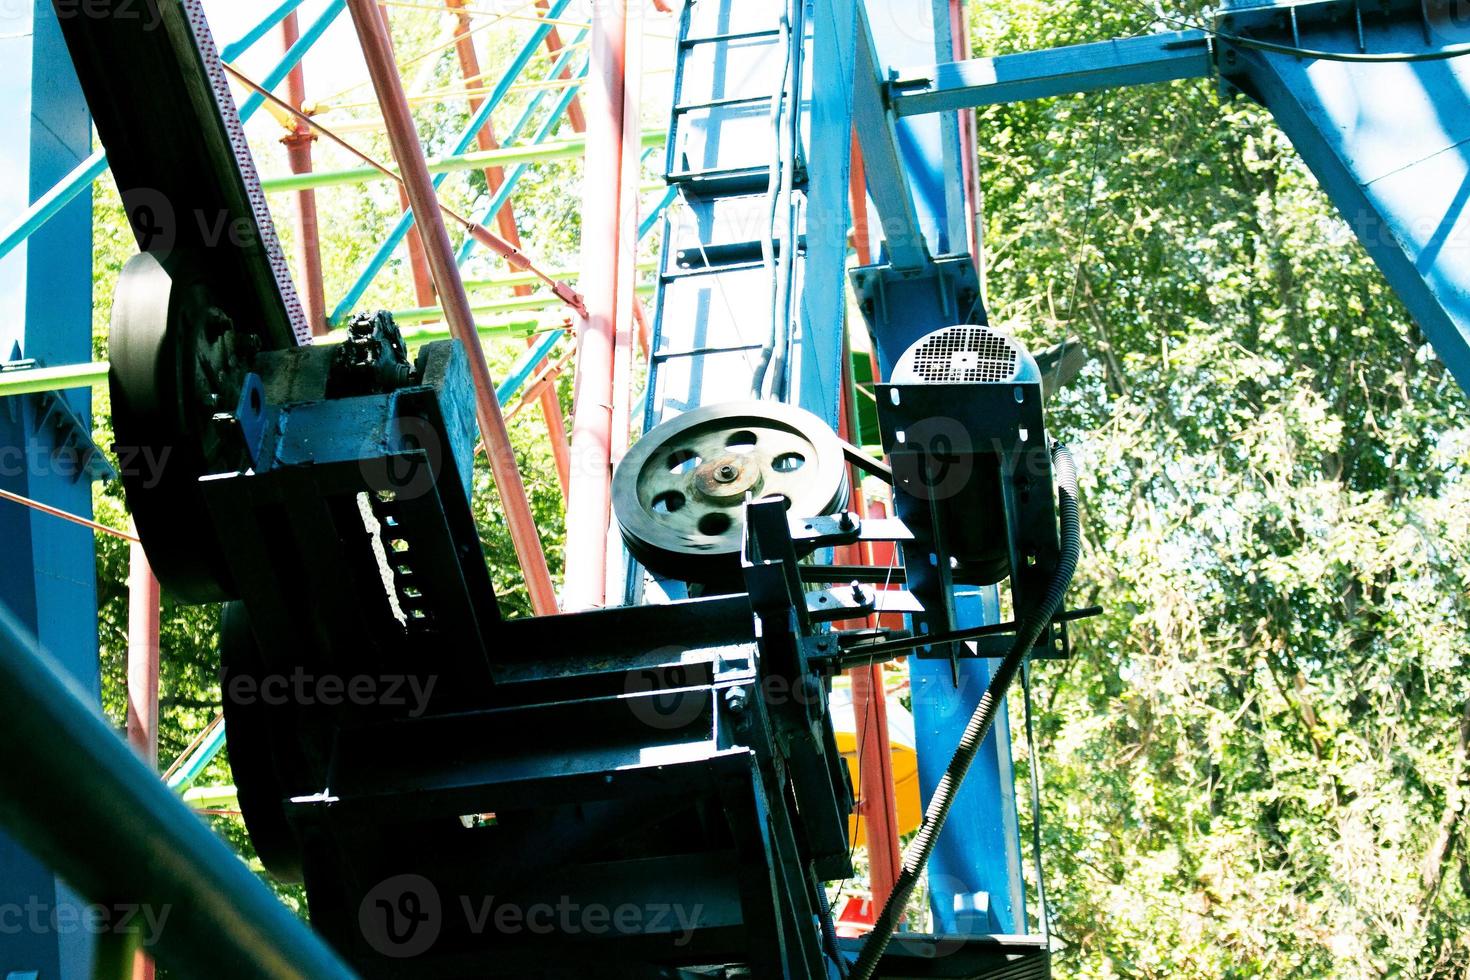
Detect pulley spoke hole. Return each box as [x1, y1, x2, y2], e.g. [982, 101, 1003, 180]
[771, 452, 805, 473]
[667, 449, 701, 474]
[652, 491, 686, 515]
[698, 512, 732, 536]
[725, 430, 758, 453]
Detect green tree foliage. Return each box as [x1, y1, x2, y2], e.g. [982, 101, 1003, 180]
[971, 1, 1470, 975]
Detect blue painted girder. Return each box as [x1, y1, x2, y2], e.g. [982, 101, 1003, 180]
[1220, 11, 1470, 392]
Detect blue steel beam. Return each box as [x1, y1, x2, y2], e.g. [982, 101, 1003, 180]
[218, 0, 309, 60]
[854, 0, 1026, 937]
[235, 0, 346, 123]
[0, 4, 97, 973]
[1217, 0, 1470, 392]
[851, 2, 929, 270]
[890, 29, 1214, 115]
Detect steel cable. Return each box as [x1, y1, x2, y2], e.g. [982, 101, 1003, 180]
[849, 442, 1082, 979]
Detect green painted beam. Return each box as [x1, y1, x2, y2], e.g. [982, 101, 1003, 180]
[461, 259, 658, 292]
[0, 362, 109, 396]
[389, 283, 656, 327]
[181, 784, 239, 811]
[260, 129, 667, 193]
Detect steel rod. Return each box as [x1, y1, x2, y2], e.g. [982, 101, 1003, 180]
[226, 63, 584, 318]
[838, 606, 1105, 668]
[237, 0, 347, 123]
[379, 4, 440, 312]
[0, 360, 109, 396]
[258, 131, 665, 194]
[125, 533, 160, 769]
[453, 54, 591, 266]
[0, 0, 325, 261]
[347, 0, 559, 615]
[0, 602, 356, 979]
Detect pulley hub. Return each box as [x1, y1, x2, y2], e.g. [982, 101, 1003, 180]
[613, 401, 848, 581]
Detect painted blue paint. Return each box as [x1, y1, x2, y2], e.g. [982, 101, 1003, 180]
[0, 4, 97, 975]
[218, 0, 310, 61]
[235, 0, 346, 123]
[861, 0, 966, 258]
[1219, 6, 1470, 392]
[639, 186, 677, 241]
[854, 0, 1025, 934]
[798, 0, 858, 431]
[890, 29, 1213, 115]
[332, 0, 575, 323]
[496, 328, 565, 404]
[910, 589, 1025, 935]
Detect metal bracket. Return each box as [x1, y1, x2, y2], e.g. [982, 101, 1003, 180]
[788, 512, 914, 549]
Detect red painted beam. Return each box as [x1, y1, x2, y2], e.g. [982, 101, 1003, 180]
[376, 3, 439, 312]
[347, 0, 559, 615]
[535, 0, 587, 133]
[446, 0, 572, 498]
[838, 348, 903, 908]
[562, 0, 630, 610]
[127, 528, 160, 980]
[280, 11, 328, 336]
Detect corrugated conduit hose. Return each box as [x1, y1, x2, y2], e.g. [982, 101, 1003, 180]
[848, 441, 1081, 980]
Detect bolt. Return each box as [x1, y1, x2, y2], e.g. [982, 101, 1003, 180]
[724, 687, 749, 715]
[850, 581, 868, 606]
[838, 511, 856, 533]
[716, 464, 739, 482]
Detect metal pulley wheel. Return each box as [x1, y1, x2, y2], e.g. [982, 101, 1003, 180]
[613, 401, 848, 580]
[110, 251, 257, 603]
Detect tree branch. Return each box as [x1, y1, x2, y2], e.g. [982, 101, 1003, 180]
[1418, 698, 1470, 918]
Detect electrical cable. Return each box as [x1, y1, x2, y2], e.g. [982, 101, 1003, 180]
[816, 873, 846, 973]
[770, 0, 806, 402]
[751, 0, 797, 399]
[849, 442, 1082, 980]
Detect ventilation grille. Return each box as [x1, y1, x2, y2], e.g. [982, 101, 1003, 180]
[907, 326, 1020, 383]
